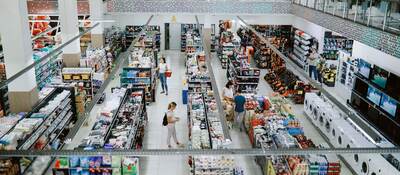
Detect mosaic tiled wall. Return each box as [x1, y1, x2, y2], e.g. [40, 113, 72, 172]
[292, 4, 400, 58]
[106, 0, 291, 14]
[27, 1, 89, 14]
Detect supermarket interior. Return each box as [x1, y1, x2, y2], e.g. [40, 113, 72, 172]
[1, 0, 400, 175]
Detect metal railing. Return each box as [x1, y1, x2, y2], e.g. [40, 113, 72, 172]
[292, 0, 400, 34]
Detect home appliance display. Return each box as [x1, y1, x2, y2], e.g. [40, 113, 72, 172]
[371, 65, 389, 89]
[357, 59, 371, 79]
[367, 85, 382, 106]
[304, 93, 400, 175]
[380, 94, 397, 117]
[386, 73, 400, 101]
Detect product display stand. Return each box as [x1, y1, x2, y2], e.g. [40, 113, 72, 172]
[78, 88, 129, 149]
[217, 20, 238, 69]
[58, 88, 146, 175]
[62, 68, 94, 109]
[322, 31, 353, 60]
[242, 25, 291, 69]
[0, 87, 77, 175]
[184, 28, 239, 174]
[211, 24, 217, 52]
[104, 88, 146, 150]
[227, 53, 260, 94]
[181, 24, 202, 52]
[185, 33, 202, 54]
[33, 46, 62, 90]
[82, 47, 112, 95]
[248, 95, 341, 175]
[219, 42, 234, 69]
[188, 92, 212, 150]
[290, 29, 314, 69]
[105, 27, 125, 57]
[245, 29, 313, 104]
[125, 25, 141, 46]
[122, 29, 159, 103]
[120, 67, 156, 103]
[338, 51, 357, 90]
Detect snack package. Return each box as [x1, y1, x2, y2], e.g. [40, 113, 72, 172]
[80, 157, 90, 168]
[70, 157, 80, 168]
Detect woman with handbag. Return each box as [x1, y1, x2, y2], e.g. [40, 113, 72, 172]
[158, 57, 169, 95]
[166, 102, 182, 148]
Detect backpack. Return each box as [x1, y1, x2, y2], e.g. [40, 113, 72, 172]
[162, 113, 168, 126]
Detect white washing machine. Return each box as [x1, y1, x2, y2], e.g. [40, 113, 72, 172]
[324, 110, 342, 141]
[331, 119, 357, 148]
[303, 95, 314, 117]
[376, 155, 400, 175]
[303, 94, 400, 175]
[348, 132, 375, 174]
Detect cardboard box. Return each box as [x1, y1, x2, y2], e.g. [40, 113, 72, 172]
[75, 102, 85, 114]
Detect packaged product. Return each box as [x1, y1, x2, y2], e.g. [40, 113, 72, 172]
[70, 157, 80, 168]
[80, 157, 90, 168]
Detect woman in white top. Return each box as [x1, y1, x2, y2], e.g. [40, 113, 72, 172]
[308, 48, 320, 81]
[166, 102, 181, 148]
[158, 57, 169, 95]
[222, 81, 234, 101]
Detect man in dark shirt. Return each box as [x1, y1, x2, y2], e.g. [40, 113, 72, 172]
[234, 92, 246, 132]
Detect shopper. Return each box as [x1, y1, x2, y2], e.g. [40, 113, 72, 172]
[234, 92, 246, 132]
[166, 102, 181, 148]
[222, 81, 234, 101]
[158, 57, 169, 95]
[307, 48, 319, 81]
[316, 56, 326, 83]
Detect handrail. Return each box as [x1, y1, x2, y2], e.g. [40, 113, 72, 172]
[0, 148, 400, 157]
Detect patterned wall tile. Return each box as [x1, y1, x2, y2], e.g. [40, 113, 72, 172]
[292, 4, 400, 58]
[106, 0, 291, 14]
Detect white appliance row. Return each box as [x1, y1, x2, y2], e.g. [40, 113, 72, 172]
[304, 93, 400, 175]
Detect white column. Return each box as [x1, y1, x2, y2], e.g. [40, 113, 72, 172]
[204, 14, 212, 29]
[0, 0, 39, 112]
[58, 0, 81, 67]
[89, 0, 104, 48]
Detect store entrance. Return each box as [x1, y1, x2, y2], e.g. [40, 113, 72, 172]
[168, 23, 181, 50]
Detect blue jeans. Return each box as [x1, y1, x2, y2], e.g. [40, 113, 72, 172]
[308, 65, 318, 81]
[160, 73, 168, 92]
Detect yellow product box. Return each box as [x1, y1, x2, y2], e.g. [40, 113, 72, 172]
[82, 74, 90, 80]
[63, 74, 72, 80]
[73, 75, 81, 80]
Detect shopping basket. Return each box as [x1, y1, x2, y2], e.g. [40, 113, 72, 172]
[165, 71, 172, 78]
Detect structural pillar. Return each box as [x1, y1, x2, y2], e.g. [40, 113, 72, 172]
[203, 15, 212, 52]
[89, 0, 104, 48]
[58, 0, 81, 67]
[0, 0, 39, 112]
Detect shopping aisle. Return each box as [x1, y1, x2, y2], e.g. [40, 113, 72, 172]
[66, 55, 126, 149]
[211, 53, 263, 175]
[141, 50, 190, 175]
[211, 53, 354, 174]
